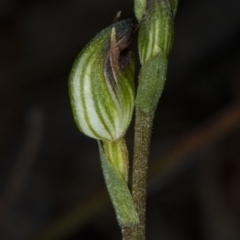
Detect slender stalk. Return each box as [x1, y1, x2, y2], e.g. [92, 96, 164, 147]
[132, 0, 176, 237]
[121, 225, 137, 240]
[132, 108, 154, 239]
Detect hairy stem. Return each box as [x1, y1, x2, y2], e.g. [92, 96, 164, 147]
[121, 225, 138, 240]
[132, 108, 154, 239]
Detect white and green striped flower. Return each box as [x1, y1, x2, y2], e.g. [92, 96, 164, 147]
[69, 19, 135, 141]
[137, 0, 177, 64]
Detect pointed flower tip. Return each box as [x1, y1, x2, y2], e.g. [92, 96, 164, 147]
[112, 11, 122, 23]
[69, 19, 135, 142]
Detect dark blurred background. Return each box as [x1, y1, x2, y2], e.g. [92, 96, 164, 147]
[1, 0, 240, 239]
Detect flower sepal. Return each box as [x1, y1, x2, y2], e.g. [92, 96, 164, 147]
[69, 19, 135, 142]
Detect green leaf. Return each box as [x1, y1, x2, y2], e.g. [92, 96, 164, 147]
[135, 52, 168, 113]
[98, 141, 139, 227]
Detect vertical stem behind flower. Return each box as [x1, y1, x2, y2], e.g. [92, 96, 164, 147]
[121, 225, 138, 240]
[131, 31, 169, 238]
[132, 109, 154, 239]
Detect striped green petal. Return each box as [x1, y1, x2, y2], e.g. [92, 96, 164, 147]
[69, 19, 135, 141]
[138, 0, 174, 64]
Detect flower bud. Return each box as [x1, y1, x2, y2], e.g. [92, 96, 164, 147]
[69, 19, 135, 141]
[137, 0, 176, 64]
[135, 0, 178, 113]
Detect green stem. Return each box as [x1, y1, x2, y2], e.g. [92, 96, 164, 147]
[132, 108, 154, 239]
[131, 45, 168, 240]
